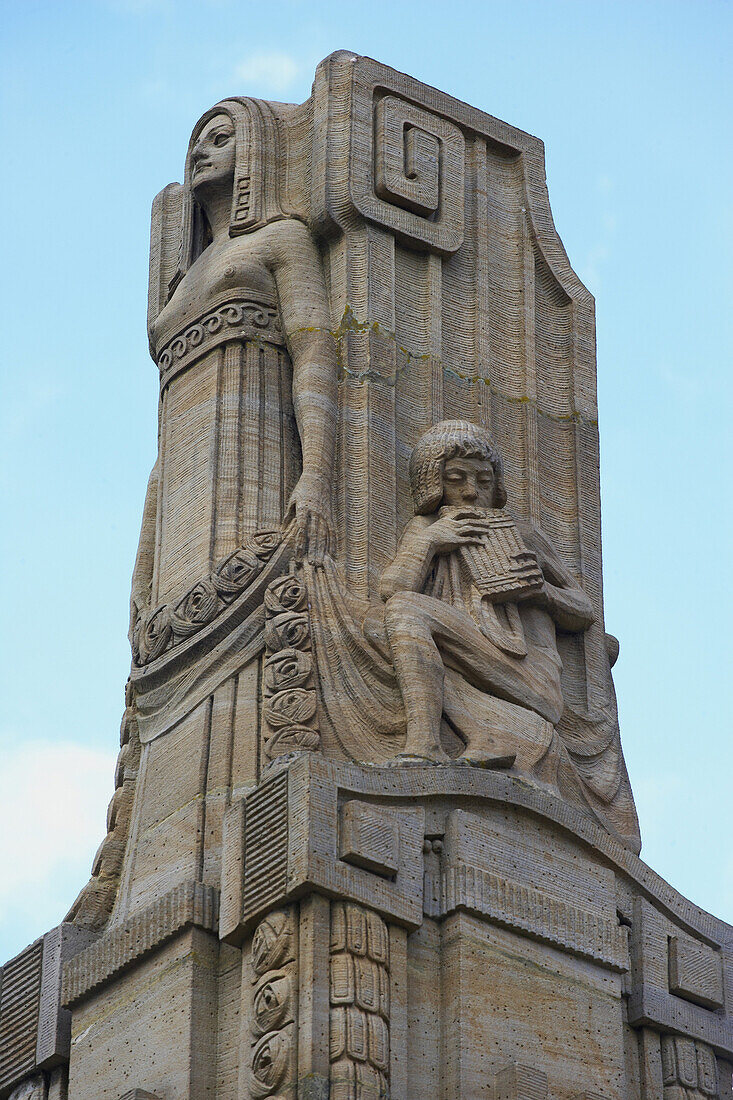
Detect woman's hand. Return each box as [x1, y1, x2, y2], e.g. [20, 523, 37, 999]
[287, 472, 335, 566]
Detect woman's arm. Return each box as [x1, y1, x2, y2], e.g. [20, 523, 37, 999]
[129, 459, 159, 640]
[267, 219, 338, 563]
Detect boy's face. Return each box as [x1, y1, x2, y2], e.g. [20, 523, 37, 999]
[441, 455, 496, 510]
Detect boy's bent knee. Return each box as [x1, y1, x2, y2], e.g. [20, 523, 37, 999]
[384, 591, 435, 640]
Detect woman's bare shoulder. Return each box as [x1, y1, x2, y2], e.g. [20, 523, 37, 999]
[256, 217, 315, 264]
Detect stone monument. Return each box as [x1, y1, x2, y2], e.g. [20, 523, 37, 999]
[1, 52, 730, 1100]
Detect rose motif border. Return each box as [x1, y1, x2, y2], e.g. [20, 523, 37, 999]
[262, 571, 321, 760]
[132, 530, 283, 669]
[248, 906, 298, 1100]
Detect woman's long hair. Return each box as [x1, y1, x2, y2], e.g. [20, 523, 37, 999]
[169, 97, 295, 297]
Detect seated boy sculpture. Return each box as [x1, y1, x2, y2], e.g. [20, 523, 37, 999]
[379, 420, 595, 763]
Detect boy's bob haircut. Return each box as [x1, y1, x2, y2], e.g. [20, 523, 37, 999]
[408, 420, 508, 515]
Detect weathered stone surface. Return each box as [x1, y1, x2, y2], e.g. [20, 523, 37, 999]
[669, 933, 725, 1011]
[61, 881, 219, 1008]
[0, 925, 91, 1100]
[3, 50, 731, 1100]
[65, 928, 218, 1100]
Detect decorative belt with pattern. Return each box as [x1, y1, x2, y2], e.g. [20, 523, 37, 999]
[157, 296, 285, 390]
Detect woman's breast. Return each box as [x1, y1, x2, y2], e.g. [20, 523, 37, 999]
[153, 247, 284, 390]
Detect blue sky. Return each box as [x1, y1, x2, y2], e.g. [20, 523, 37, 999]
[0, 0, 731, 963]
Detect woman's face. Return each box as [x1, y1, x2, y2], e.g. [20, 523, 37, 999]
[190, 113, 236, 192]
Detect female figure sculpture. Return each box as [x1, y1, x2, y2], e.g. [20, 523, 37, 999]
[69, 97, 342, 927]
[130, 98, 337, 635]
[67, 79, 640, 937]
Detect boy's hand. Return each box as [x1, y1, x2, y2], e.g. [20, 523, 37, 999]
[425, 512, 493, 554]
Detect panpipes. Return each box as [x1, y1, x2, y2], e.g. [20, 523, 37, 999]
[440, 507, 544, 604]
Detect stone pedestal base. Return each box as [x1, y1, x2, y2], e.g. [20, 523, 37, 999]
[4, 756, 732, 1099]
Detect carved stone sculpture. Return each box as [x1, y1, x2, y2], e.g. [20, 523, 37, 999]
[1, 51, 730, 1100]
[378, 418, 594, 764]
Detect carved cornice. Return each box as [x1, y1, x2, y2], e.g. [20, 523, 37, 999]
[307, 760, 729, 950]
[61, 882, 219, 1008]
[231, 756, 732, 951]
[438, 860, 629, 972]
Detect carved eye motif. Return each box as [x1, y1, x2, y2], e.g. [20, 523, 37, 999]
[246, 529, 282, 558]
[253, 973, 293, 1033]
[251, 1029, 290, 1090]
[264, 688, 317, 729]
[212, 547, 260, 599]
[264, 724, 320, 760]
[264, 612, 310, 652]
[171, 579, 219, 637]
[264, 574, 308, 614]
[136, 604, 173, 664]
[264, 648, 312, 691]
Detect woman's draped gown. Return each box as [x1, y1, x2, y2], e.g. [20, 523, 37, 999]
[113, 276, 302, 922]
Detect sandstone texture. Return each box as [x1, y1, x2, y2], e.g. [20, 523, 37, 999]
[2, 52, 730, 1100]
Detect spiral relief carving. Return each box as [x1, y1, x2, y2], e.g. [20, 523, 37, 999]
[264, 649, 313, 692]
[262, 570, 321, 760]
[264, 574, 308, 613]
[170, 579, 219, 637]
[249, 907, 297, 1100]
[252, 909, 296, 974]
[133, 604, 173, 665]
[265, 688, 318, 728]
[131, 529, 281, 666]
[251, 1029, 293, 1099]
[253, 972, 293, 1036]
[212, 547, 260, 597]
[264, 613, 311, 653]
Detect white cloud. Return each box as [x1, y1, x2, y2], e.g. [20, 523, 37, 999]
[0, 739, 116, 960]
[235, 51, 302, 96]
